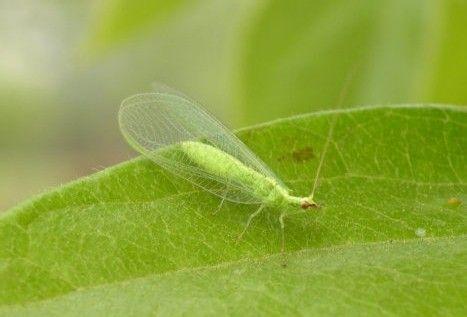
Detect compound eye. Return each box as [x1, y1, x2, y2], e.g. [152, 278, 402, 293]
[300, 199, 319, 209]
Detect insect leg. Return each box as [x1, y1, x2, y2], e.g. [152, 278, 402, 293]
[279, 213, 287, 267]
[213, 181, 231, 215]
[212, 191, 227, 215]
[237, 204, 266, 242]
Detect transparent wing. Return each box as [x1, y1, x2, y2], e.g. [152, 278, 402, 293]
[118, 92, 286, 204]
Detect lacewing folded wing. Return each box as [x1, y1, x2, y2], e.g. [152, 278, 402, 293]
[119, 92, 287, 204]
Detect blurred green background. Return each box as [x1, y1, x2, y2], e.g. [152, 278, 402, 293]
[1, 0, 466, 211]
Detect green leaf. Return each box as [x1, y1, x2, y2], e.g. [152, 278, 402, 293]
[1, 105, 466, 315]
[84, 0, 191, 54]
[241, 0, 467, 124]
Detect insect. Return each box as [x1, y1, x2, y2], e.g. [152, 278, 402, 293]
[118, 90, 334, 257]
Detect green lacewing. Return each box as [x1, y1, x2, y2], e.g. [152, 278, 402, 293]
[118, 90, 334, 255]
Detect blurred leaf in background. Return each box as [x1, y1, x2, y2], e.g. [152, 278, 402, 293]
[0, 0, 254, 210]
[0, 1, 91, 211]
[84, 0, 192, 53]
[241, 0, 467, 123]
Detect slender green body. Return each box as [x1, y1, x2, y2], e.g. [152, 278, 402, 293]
[120, 92, 319, 256]
[179, 141, 306, 211]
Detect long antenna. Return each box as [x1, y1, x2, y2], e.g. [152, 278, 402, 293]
[309, 67, 357, 200]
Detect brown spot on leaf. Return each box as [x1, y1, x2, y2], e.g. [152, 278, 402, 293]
[291, 146, 315, 162]
[278, 146, 315, 163]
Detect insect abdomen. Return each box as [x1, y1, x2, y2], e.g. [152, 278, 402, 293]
[179, 141, 284, 201]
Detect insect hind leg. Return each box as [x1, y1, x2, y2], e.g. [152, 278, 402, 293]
[279, 213, 287, 267]
[237, 204, 266, 242]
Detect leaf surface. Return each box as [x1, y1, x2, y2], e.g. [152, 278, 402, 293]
[1, 105, 466, 315]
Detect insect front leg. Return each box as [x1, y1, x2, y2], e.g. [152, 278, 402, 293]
[212, 189, 227, 215]
[237, 204, 266, 242]
[213, 182, 232, 215]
